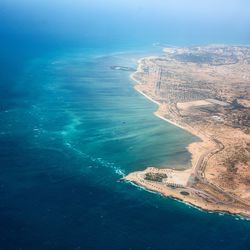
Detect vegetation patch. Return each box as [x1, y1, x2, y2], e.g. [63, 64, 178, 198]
[180, 191, 190, 196]
[144, 173, 167, 182]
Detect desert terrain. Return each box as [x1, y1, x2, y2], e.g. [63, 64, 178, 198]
[124, 45, 250, 217]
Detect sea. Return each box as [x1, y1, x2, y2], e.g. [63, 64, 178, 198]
[0, 1, 250, 250]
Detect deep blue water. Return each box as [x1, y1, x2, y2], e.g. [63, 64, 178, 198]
[1, 1, 250, 250]
[0, 47, 250, 250]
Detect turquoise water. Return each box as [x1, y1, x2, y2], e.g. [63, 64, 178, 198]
[1, 48, 250, 250]
[1, 1, 250, 249]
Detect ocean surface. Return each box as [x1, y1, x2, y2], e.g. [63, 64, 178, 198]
[0, 46, 250, 250]
[1, 1, 250, 249]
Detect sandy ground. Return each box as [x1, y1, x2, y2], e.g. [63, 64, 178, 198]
[124, 52, 250, 217]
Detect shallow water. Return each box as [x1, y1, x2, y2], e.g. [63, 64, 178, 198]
[0, 48, 250, 250]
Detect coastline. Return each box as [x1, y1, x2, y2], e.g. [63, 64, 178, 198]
[124, 177, 250, 218]
[124, 57, 250, 218]
[130, 60, 206, 135]
[130, 60, 214, 173]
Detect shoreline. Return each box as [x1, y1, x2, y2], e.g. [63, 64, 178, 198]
[130, 60, 205, 137]
[124, 178, 250, 219]
[130, 62, 213, 172]
[124, 57, 250, 218]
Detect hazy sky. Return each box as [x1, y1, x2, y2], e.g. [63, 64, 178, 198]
[1, 0, 250, 46]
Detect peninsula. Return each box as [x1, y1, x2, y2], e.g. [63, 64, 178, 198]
[124, 45, 250, 217]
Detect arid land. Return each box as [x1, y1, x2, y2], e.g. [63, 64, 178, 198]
[124, 45, 250, 217]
